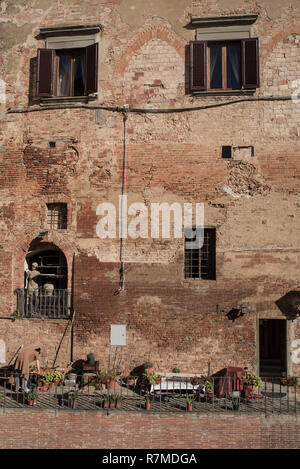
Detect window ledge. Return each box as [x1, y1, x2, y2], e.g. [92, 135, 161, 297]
[39, 24, 102, 38]
[192, 89, 256, 97]
[38, 95, 97, 106]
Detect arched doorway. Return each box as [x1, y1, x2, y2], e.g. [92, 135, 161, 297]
[25, 240, 68, 290]
[15, 239, 70, 319]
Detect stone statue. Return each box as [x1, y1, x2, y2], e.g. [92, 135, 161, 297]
[26, 262, 40, 298]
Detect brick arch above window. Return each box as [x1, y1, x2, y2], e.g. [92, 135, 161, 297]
[114, 24, 185, 78]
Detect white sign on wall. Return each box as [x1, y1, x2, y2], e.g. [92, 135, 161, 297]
[110, 325, 126, 346]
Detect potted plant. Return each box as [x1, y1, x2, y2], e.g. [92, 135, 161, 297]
[240, 373, 262, 394]
[186, 395, 194, 412]
[205, 378, 214, 397]
[115, 394, 122, 409]
[142, 372, 162, 386]
[190, 376, 207, 386]
[102, 394, 109, 409]
[143, 361, 153, 374]
[231, 391, 240, 411]
[172, 368, 180, 374]
[109, 394, 116, 409]
[280, 374, 298, 387]
[145, 396, 151, 411]
[40, 370, 65, 387]
[126, 374, 138, 387]
[26, 390, 34, 406]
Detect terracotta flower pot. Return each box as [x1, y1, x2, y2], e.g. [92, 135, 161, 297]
[187, 403, 193, 412]
[28, 400, 33, 406]
[108, 379, 120, 391]
[116, 401, 121, 409]
[244, 385, 259, 395]
[146, 402, 151, 411]
[109, 401, 115, 409]
[103, 400, 109, 409]
[127, 379, 137, 387]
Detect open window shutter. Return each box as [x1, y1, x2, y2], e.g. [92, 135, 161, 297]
[36, 49, 55, 97]
[242, 38, 259, 89]
[85, 43, 98, 94]
[190, 41, 207, 91]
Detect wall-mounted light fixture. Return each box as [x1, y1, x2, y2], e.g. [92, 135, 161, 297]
[240, 303, 247, 316]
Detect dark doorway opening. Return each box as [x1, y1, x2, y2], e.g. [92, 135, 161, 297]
[259, 319, 287, 377]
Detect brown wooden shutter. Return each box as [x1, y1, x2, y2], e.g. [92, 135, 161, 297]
[36, 49, 55, 97]
[84, 43, 98, 94]
[190, 41, 207, 91]
[242, 38, 259, 89]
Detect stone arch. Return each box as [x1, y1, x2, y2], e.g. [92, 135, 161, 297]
[13, 230, 78, 292]
[114, 24, 185, 78]
[261, 17, 300, 66]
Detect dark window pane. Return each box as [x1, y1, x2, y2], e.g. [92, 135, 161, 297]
[226, 43, 240, 89]
[58, 55, 71, 96]
[210, 45, 222, 89]
[74, 55, 84, 96]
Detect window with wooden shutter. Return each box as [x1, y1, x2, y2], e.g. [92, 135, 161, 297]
[85, 43, 98, 94]
[242, 38, 259, 89]
[189, 37, 259, 92]
[190, 41, 207, 91]
[37, 49, 55, 97]
[36, 44, 98, 98]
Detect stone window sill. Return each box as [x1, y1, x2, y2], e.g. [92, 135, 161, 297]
[38, 95, 97, 106]
[192, 89, 256, 97]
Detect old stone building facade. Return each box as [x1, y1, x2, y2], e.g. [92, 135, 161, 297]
[0, 0, 300, 378]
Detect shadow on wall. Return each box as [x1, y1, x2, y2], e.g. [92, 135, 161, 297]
[275, 291, 300, 320]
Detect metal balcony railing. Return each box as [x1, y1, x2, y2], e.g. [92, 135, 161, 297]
[14, 288, 71, 319]
[0, 372, 299, 415]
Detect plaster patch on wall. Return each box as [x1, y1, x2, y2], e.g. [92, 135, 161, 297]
[0, 339, 6, 363]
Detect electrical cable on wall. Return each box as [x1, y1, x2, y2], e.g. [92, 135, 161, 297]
[6, 95, 293, 115]
[114, 109, 128, 295]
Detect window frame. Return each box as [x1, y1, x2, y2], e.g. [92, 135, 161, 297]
[190, 37, 259, 93]
[55, 48, 85, 97]
[207, 40, 242, 91]
[36, 29, 99, 99]
[184, 227, 216, 280]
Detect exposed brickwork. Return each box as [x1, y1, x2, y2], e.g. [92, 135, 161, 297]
[0, 0, 300, 383]
[0, 410, 299, 449]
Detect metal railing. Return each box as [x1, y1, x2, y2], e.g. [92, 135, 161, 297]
[0, 372, 299, 415]
[14, 288, 71, 319]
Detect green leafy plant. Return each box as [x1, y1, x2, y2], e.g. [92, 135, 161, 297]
[11, 310, 19, 320]
[241, 373, 262, 387]
[280, 374, 298, 387]
[26, 390, 37, 401]
[40, 370, 65, 385]
[190, 375, 207, 386]
[186, 395, 195, 405]
[142, 372, 161, 385]
[172, 368, 180, 374]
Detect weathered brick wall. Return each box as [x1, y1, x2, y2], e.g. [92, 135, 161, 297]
[0, 0, 300, 376]
[0, 409, 299, 449]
